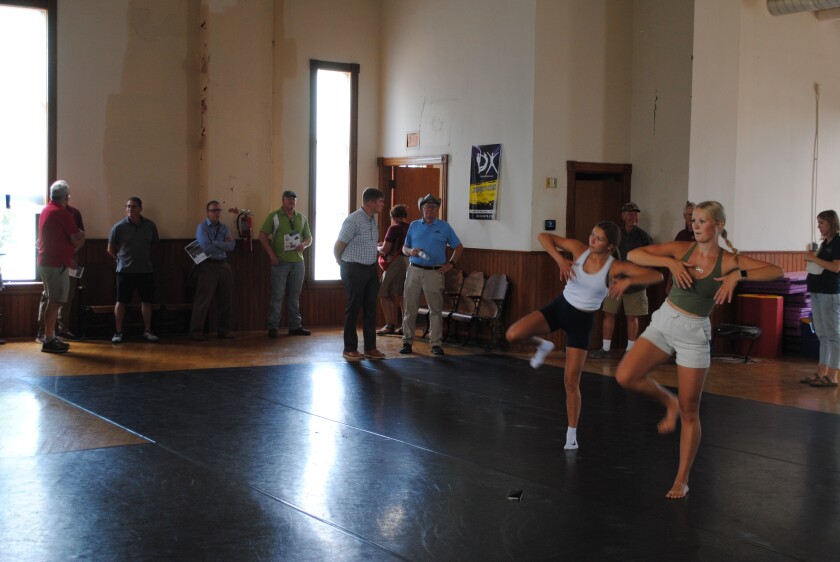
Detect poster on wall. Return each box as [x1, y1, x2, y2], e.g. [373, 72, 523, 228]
[469, 144, 501, 220]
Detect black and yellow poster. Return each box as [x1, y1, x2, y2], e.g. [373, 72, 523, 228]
[469, 144, 501, 220]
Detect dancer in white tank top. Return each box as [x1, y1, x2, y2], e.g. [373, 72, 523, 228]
[506, 222, 663, 450]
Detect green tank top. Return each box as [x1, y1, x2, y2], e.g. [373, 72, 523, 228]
[667, 243, 724, 317]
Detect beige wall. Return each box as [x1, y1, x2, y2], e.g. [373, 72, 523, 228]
[56, 0, 380, 239]
[58, 0, 201, 238]
[52, 0, 840, 252]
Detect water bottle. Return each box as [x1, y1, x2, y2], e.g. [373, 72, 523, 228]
[417, 250, 429, 260]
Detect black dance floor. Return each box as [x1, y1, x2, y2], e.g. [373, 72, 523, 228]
[4, 355, 839, 560]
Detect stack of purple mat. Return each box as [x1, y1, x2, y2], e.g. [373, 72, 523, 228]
[737, 272, 810, 354]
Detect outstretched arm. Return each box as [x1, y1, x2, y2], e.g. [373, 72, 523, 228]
[628, 242, 694, 289]
[714, 254, 784, 304]
[537, 232, 587, 282]
[608, 261, 664, 300]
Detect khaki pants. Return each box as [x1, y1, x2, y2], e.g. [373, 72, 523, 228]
[402, 265, 444, 347]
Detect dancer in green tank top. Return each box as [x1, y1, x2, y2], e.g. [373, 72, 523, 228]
[615, 201, 783, 499]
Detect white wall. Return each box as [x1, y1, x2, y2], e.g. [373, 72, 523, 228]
[532, 0, 634, 247]
[690, 0, 840, 251]
[629, 0, 694, 242]
[734, 2, 840, 250]
[380, 0, 537, 251]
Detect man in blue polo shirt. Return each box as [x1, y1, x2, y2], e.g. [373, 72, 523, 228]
[400, 194, 463, 356]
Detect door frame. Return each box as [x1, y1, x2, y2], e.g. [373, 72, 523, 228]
[565, 161, 632, 238]
[377, 155, 449, 221]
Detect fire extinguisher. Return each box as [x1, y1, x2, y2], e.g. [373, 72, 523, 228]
[228, 207, 254, 250]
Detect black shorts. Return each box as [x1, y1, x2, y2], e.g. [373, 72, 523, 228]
[116, 272, 155, 303]
[539, 293, 595, 350]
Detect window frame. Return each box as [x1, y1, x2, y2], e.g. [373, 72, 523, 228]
[308, 59, 359, 285]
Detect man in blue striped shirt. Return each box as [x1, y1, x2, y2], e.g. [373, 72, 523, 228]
[334, 188, 386, 361]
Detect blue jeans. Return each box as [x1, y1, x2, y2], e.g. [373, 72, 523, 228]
[268, 261, 305, 330]
[811, 292, 840, 370]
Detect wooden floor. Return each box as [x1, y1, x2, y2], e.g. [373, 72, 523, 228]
[0, 328, 836, 459]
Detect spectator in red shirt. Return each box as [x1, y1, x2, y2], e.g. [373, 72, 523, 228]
[36, 202, 85, 342]
[37, 180, 85, 353]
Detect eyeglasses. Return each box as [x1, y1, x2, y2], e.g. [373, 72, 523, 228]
[208, 208, 223, 212]
[126, 204, 139, 209]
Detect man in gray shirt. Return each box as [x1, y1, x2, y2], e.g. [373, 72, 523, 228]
[107, 197, 160, 343]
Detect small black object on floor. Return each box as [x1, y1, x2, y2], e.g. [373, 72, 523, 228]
[6, 355, 839, 560]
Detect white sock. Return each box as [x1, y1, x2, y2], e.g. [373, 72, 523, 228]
[602, 339, 612, 352]
[529, 337, 555, 369]
[565, 427, 578, 450]
[626, 339, 635, 351]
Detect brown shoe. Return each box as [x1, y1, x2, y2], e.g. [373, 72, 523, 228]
[342, 350, 365, 361]
[365, 349, 386, 360]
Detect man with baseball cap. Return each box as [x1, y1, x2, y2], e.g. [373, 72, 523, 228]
[259, 190, 312, 338]
[591, 201, 654, 358]
[400, 193, 463, 356]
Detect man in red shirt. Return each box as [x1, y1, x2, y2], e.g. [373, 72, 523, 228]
[37, 180, 85, 353]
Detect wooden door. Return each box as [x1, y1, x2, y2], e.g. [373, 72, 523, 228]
[566, 161, 632, 348]
[377, 155, 449, 241]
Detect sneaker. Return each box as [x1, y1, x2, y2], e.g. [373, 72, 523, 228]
[142, 331, 159, 342]
[57, 330, 79, 341]
[268, 328, 278, 338]
[431, 345, 445, 356]
[41, 338, 69, 354]
[342, 350, 365, 361]
[530, 339, 555, 369]
[35, 332, 45, 344]
[112, 332, 124, 344]
[364, 349, 386, 360]
[376, 324, 395, 335]
[399, 343, 413, 355]
[394, 327, 404, 336]
[289, 327, 311, 336]
[588, 348, 611, 359]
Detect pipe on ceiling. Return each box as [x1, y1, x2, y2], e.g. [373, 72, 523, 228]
[767, 0, 840, 16]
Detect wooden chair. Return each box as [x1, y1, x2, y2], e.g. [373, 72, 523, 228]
[444, 271, 485, 342]
[464, 273, 510, 347]
[418, 268, 463, 338]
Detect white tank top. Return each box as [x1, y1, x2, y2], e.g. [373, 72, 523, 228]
[563, 249, 614, 312]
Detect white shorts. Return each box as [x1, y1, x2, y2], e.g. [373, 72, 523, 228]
[640, 299, 711, 369]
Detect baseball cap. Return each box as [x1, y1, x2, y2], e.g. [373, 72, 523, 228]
[282, 190, 297, 199]
[621, 202, 641, 212]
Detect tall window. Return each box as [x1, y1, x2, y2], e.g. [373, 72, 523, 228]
[309, 60, 358, 281]
[0, 1, 51, 281]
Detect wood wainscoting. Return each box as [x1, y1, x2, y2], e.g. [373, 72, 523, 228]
[0, 244, 811, 342]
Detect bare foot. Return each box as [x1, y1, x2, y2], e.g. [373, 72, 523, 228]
[657, 396, 679, 434]
[666, 481, 689, 499]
